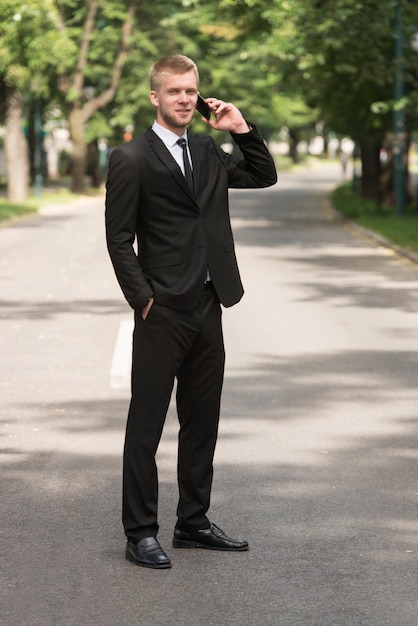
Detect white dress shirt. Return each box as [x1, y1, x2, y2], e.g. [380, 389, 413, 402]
[152, 121, 193, 176]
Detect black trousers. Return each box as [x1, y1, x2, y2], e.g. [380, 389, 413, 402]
[122, 284, 225, 542]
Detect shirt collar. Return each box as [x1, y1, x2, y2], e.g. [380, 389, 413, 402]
[152, 121, 188, 148]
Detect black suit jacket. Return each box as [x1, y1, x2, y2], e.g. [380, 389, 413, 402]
[105, 126, 277, 311]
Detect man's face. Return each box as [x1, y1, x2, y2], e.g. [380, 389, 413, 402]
[150, 70, 198, 134]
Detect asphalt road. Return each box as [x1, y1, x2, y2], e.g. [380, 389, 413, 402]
[1, 161, 417, 626]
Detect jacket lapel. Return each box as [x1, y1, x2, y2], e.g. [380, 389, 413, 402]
[188, 135, 200, 195]
[145, 128, 197, 203]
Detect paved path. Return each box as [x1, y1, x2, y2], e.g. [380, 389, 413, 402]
[1, 162, 417, 626]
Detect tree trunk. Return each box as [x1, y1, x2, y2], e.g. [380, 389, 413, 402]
[359, 139, 381, 200]
[58, 0, 138, 194]
[87, 140, 101, 187]
[379, 134, 394, 208]
[4, 87, 30, 202]
[68, 107, 87, 193]
[288, 128, 300, 164]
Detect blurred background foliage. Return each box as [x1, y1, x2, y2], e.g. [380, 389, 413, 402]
[1, 0, 418, 203]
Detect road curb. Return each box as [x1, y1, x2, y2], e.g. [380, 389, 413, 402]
[324, 198, 418, 267]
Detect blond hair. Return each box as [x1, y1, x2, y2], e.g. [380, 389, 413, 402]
[150, 55, 199, 91]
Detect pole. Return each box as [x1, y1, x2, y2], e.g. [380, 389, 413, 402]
[394, 0, 405, 216]
[34, 98, 43, 198]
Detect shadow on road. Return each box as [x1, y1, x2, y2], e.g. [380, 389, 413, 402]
[2, 164, 417, 625]
[2, 345, 417, 625]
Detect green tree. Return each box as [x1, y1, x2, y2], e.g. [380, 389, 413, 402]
[151, 0, 317, 150]
[288, 0, 418, 203]
[1, 0, 173, 197]
[0, 0, 63, 201]
[11, 0, 415, 204]
[205, 0, 418, 203]
[55, 0, 140, 193]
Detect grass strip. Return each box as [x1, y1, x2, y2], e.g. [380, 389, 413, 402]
[0, 186, 103, 223]
[0, 200, 37, 222]
[331, 183, 418, 253]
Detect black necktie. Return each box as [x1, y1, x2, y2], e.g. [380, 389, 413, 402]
[177, 138, 194, 194]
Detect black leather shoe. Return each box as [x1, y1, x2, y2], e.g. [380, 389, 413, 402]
[126, 537, 171, 569]
[172, 523, 249, 551]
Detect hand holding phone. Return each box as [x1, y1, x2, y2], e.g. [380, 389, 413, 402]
[196, 94, 211, 120]
[197, 97, 249, 134]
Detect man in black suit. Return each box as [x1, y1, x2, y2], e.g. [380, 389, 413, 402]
[105, 54, 277, 569]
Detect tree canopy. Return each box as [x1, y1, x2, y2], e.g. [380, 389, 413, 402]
[1, 0, 418, 202]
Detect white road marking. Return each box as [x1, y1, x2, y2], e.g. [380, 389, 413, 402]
[110, 320, 134, 389]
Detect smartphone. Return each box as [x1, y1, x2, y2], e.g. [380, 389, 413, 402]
[196, 94, 211, 120]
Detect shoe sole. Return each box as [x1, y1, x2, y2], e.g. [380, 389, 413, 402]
[172, 538, 249, 551]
